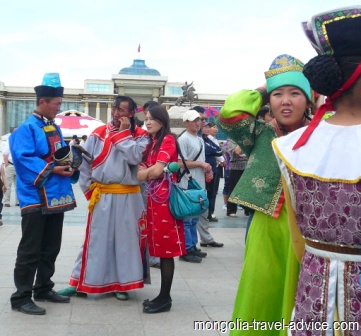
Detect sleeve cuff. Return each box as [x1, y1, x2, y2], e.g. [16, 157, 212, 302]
[220, 89, 264, 119]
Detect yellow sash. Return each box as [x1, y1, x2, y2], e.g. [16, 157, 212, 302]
[88, 182, 140, 213]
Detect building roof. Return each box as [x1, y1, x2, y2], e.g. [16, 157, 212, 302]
[119, 59, 160, 76]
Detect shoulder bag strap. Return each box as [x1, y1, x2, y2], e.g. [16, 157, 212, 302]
[176, 138, 203, 183]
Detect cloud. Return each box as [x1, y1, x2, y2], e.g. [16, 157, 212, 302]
[0, 0, 358, 94]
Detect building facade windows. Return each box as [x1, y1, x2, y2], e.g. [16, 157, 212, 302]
[86, 83, 111, 92]
[6, 100, 35, 132]
[166, 86, 183, 95]
[3, 100, 84, 134]
[61, 102, 85, 113]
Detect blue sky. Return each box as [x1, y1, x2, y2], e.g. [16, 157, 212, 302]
[0, 1, 358, 94]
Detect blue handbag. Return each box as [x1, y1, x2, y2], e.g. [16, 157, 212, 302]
[169, 141, 209, 220]
[169, 179, 209, 220]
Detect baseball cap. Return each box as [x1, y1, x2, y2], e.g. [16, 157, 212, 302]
[182, 110, 200, 122]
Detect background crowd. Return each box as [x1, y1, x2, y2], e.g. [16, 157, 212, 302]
[1, 5, 360, 336]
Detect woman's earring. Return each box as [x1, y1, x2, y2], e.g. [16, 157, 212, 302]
[304, 108, 312, 120]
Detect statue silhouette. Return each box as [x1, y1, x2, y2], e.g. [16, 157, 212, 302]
[175, 81, 198, 106]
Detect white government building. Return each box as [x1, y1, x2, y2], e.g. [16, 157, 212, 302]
[0, 58, 227, 137]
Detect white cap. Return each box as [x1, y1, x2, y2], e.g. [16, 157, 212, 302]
[182, 110, 200, 122]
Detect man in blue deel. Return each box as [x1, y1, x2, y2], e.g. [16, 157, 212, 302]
[10, 73, 77, 315]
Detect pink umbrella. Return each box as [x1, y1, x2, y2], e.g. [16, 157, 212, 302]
[54, 111, 105, 139]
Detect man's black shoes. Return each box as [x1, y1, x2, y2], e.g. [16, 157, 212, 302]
[13, 301, 46, 315]
[34, 290, 70, 303]
[200, 241, 224, 248]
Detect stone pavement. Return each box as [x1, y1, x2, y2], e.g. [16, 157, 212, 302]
[0, 182, 248, 336]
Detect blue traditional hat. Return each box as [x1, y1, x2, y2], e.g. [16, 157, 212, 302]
[264, 54, 312, 102]
[34, 72, 64, 97]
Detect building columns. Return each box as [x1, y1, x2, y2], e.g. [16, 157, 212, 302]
[95, 103, 100, 120]
[0, 99, 3, 135]
[84, 102, 89, 115]
[107, 103, 112, 123]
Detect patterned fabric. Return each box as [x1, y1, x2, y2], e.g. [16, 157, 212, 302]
[273, 123, 361, 335]
[216, 89, 284, 218]
[145, 134, 186, 258]
[265, 54, 305, 77]
[9, 113, 76, 215]
[303, 6, 361, 56]
[218, 89, 300, 336]
[293, 247, 361, 336]
[294, 174, 361, 246]
[265, 54, 312, 102]
[69, 124, 149, 293]
[291, 174, 361, 335]
[227, 139, 248, 171]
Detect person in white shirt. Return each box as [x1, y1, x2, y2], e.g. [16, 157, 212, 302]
[0, 156, 5, 225]
[79, 135, 87, 146]
[2, 127, 18, 207]
[68, 135, 80, 147]
[178, 110, 223, 263]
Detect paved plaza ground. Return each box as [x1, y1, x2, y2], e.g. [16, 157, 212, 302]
[0, 182, 247, 336]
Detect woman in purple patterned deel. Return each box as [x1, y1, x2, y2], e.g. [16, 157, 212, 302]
[273, 6, 361, 335]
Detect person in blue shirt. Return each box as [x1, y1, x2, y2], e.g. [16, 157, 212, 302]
[10, 73, 77, 315]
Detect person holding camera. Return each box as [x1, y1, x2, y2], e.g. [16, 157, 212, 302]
[10, 73, 76, 315]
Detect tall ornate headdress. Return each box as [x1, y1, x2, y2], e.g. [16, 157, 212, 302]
[293, 6, 361, 149]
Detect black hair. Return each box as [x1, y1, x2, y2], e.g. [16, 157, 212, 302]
[256, 105, 270, 119]
[142, 105, 176, 161]
[134, 116, 144, 127]
[143, 100, 159, 112]
[112, 95, 137, 135]
[36, 96, 53, 106]
[113, 95, 137, 112]
[192, 105, 205, 113]
[303, 55, 361, 97]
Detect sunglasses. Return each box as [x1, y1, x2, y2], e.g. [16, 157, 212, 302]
[200, 118, 207, 121]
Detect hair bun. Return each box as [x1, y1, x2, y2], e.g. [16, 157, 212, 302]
[303, 55, 343, 96]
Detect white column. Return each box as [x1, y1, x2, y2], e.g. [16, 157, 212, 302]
[152, 88, 158, 101]
[95, 102, 100, 120]
[84, 102, 89, 115]
[107, 103, 112, 123]
[0, 100, 4, 135]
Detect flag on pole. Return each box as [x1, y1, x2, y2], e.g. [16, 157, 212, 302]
[138, 44, 141, 53]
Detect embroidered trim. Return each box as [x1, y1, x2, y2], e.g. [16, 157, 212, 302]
[265, 65, 303, 78]
[305, 238, 361, 251]
[314, 9, 361, 55]
[218, 116, 253, 131]
[322, 258, 330, 326]
[273, 142, 361, 184]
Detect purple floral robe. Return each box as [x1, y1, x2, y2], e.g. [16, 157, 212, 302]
[292, 174, 361, 336]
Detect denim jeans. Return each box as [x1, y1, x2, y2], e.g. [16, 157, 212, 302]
[183, 217, 199, 251]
